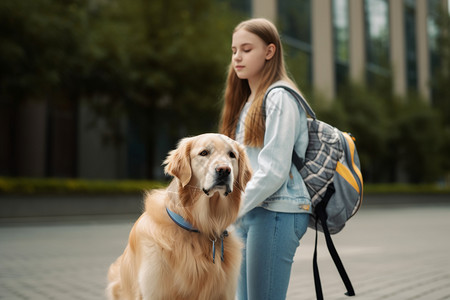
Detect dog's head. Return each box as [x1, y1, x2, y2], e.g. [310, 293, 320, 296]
[163, 134, 251, 235]
[164, 133, 252, 198]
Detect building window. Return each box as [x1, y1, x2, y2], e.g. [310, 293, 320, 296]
[404, 0, 418, 90]
[333, 0, 350, 90]
[427, 0, 441, 76]
[364, 0, 391, 87]
[427, 0, 447, 102]
[333, 0, 350, 62]
[278, 0, 312, 88]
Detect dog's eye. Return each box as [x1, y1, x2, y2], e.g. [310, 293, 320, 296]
[199, 150, 209, 156]
[229, 151, 236, 159]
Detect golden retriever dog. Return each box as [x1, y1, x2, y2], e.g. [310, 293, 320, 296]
[106, 133, 252, 300]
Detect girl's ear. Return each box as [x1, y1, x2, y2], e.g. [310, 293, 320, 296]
[265, 43, 276, 60]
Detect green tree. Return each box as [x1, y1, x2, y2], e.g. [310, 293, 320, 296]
[1, 0, 241, 177]
[80, 0, 240, 175]
[82, 0, 239, 130]
[394, 96, 444, 183]
[430, 2, 450, 177]
[0, 0, 88, 102]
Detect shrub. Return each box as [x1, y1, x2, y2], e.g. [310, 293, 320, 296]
[393, 96, 444, 183]
[309, 83, 447, 183]
[0, 177, 167, 195]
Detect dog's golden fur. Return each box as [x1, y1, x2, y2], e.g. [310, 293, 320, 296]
[106, 134, 252, 300]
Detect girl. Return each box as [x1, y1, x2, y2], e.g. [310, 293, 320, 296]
[220, 18, 312, 300]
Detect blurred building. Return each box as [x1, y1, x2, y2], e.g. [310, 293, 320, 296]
[0, 0, 448, 180]
[242, 0, 448, 102]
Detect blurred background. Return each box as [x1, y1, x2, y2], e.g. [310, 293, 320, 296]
[0, 0, 449, 185]
[2, 3, 449, 298]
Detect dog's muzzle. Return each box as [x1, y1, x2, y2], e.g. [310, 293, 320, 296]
[203, 165, 233, 196]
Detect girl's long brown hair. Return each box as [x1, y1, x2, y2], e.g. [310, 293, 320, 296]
[219, 18, 299, 147]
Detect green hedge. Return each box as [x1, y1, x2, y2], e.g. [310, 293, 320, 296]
[0, 177, 167, 195]
[363, 183, 450, 194]
[1, 177, 449, 195]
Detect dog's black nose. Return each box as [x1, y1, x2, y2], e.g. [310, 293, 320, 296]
[216, 166, 231, 178]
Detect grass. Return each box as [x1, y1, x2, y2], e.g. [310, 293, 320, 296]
[363, 183, 450, 194]
[0, 177, 168, 195]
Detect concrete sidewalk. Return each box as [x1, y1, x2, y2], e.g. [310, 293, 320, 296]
[286, 204, 450, 300]
[1, 204, 449, 299]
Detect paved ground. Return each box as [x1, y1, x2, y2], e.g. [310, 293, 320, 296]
[0, 203, 449, 300]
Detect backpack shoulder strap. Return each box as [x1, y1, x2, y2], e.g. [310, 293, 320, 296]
[314, 185, 356, 299]
[264, 83, 317, 119]
[264, 83, 316, 171]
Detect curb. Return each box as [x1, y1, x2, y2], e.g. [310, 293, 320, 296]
[1, 193, 449, 220]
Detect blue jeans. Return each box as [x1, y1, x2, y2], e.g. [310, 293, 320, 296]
[236, 207, 310, 300]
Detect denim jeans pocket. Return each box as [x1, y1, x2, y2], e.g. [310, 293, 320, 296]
[294, 213, 310, 240]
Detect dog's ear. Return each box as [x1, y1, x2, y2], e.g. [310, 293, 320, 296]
[236, 144, 252, 192]
[164, 137, 192, 187]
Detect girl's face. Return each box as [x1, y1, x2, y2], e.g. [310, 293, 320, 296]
[231, 29, 275, 87]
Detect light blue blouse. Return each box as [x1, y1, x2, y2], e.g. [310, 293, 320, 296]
[236, 81, 312, 217]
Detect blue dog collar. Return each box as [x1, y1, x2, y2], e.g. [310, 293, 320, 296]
[165, 207, 228, 263]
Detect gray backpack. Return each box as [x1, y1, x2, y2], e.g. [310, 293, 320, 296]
[264, 84, 363, 299]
